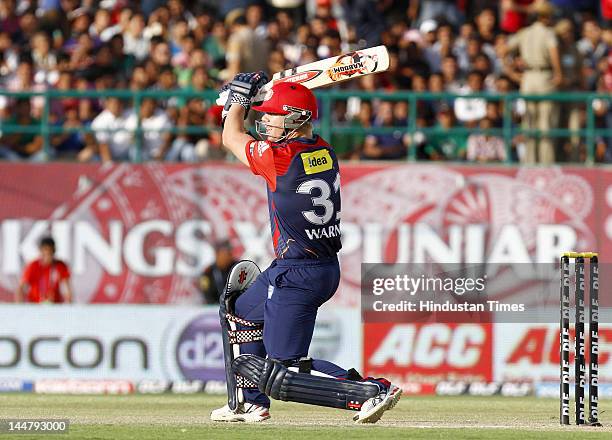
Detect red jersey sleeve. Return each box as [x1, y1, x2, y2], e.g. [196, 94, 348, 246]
[245, 140, 278, 190]
[21, 261, 36, 285]
[57, 261, 70, 280]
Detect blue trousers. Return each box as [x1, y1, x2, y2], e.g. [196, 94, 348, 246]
[235, 257, 348, 407]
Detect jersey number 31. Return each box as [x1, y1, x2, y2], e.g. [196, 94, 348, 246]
[296, 172, 340, 226]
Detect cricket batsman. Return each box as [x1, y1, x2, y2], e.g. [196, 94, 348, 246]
[211, 71, 401, 424]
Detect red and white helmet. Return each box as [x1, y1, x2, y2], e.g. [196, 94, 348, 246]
[252, 82, 317, 139]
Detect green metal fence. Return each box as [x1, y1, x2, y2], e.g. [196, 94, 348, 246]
[0, 89, 609, 163]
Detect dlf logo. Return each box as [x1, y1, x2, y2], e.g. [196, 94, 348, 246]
[562, 399, 570, 416]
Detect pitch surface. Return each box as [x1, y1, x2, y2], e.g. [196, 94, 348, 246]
[1, 394, 611, 439]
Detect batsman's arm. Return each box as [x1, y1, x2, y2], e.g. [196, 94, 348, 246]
[221, 105, 254, 166]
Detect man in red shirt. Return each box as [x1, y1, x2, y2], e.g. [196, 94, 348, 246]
[15, 237, 72, 303]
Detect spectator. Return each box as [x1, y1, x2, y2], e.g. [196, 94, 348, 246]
[577, 19, 608, 90]
[486, 101, 503, 127]
[361, 101, 408, 160]
[556, 19, 585, 161]
[350, 0, 388, 46]
[506, 1, 562, 164]
[246, 4, 267, 38]
[199, 240, 237, 305]
[0, 98, 44, 160]
[0, 30, 18, 78]
[124, 98, 173, 161]
[454, 70, 487, 124]
[412, 73, 436, 124]
[169, 19, 189, 56]
[79, 96, 131, 162]
[172, 31, 196, 69]
[467, 117, 507, 162]
[203, 21, 228, 70]
[51, 100, 88, 157]
[130, 63, 149, 90]
[109, 34, 134, 79]
[346, 100, 373, 160]
[441, 54, 463, 93]
[150, 38, 171, 67]
[15, 236, 72, 303]
[474, 7, 497, 45]
[425, 105, 468, 160]
[500, 0, 535, 34]
[0, 0, 20, 40]
[4, 59, 46, 117]
[100, 7, 132, 42]
[424, 23, 455, 72]
[124, 13, 150, 61]
[594, 74, 612, 162]
[472, 52, 495, 90]
[397, 39, 430, 89]
[17, 7, 38, 44]
[409, 0, 464, 28]
[170, 103, 209, 161]
[90, 8, 111, 41]
[31, 31, 57, 85]
[155, 64, 180, 117]
[144, 6, 169, 40]
[420, 19, 438, 49]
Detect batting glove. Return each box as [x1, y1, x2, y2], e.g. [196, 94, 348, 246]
[225, 71, 269, 115]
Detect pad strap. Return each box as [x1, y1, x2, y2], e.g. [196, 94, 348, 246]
[225, 313, 264, 344]
[228, 328, 263, 344]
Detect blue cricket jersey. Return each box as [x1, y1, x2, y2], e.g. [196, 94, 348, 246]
[245, 135, 342, 259]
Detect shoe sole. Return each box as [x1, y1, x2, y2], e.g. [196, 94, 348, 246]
[354, 386, 402, 424]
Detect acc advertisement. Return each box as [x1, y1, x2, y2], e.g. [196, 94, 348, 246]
[1, 163, 610, 306]
[494, 323, 612, 383]
[362, 322, 612, 385]
[363, 323, 494, 384]
[0, 305, 360, 381]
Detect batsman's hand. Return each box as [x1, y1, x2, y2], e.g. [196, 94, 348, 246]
[225, 71, 269, 117]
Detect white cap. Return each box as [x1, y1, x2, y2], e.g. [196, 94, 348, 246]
[419, 19, 438, 34]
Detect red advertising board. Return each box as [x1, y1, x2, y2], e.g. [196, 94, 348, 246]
[363, 322, 494, 383]
[1, 163, 611, 304]
[494, 323, 612, 383]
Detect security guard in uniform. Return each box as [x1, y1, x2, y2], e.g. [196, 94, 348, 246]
[506, 1, 563, 164]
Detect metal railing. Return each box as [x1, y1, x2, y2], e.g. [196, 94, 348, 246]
[0, 89, 609, 163]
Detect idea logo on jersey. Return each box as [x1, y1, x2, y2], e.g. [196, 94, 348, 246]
[301, 150, 333, 175]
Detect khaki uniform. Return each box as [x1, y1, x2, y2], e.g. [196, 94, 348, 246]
[558, 41, 584, 160]
[226, 26, 269, 74]
[508, 21, 559, 164]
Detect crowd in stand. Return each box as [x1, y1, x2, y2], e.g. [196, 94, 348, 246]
[0, 0, 610, 163]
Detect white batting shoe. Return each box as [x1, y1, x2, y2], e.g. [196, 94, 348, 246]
[210, 403, 270, 422]
[353, 384, 402, 424]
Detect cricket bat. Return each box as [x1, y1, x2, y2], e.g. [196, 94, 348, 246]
[253, 45, 389, 102]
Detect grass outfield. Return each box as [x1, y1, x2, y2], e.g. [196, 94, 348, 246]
[0, 394, 611, 439]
